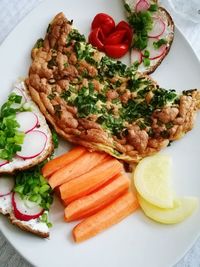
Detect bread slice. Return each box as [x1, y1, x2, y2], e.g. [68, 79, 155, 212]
[0, 81, 53, 174]
[124, 0, 175, 74]
[0, 193, 50, 238]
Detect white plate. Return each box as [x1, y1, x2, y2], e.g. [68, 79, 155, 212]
[0, 0, 200, 267]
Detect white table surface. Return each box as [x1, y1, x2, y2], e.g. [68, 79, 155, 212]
[0, 1, 200, 267]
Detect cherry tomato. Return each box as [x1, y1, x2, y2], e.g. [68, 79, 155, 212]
[91, 13, 115, 36]
[104, 44, 129, 58]
[88, 27, 105, 51]
[115, 21, 133, 46]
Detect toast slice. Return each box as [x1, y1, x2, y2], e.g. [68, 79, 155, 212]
[0, 81, 53, 174]
[0, 193, 50, 238]
[124, 0, 174, 74]
[26, 13, 200, 166]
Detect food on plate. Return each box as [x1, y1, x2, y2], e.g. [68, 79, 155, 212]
[137, 194, 198, 224]
[89, 13, 133, 58]
[0, 81, 53, 174]
[45, 148, 137, 241]
[42, 146, 86, 178]
[26, 12, 200, 167]
[0, 164, 53, 238]
[73, 191, 139, 242]
[134, 154, 173, 208]
[48, 149, 108, 189]
[124, 0, 174, 74]
[64, 173, 130, 221]
[59, 158, 123, 204]
[133, 154, 199, 224]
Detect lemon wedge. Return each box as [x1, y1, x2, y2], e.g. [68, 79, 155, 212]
[134, 154, 174, 208]
[138, 194, 198, 224]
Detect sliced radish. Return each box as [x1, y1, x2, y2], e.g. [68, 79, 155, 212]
[0, 158, 8, 167]
[16, 112, 38, 133]
[148, 17, 166, 38]
[0, 176, 15, 197]
[135, 0, 150, 12]
[11, 87, 26, 109]
[142, 37, 167, 60]
[12, 192, 44, 221]
[131, 49, 142, 64]
[17, 130, 47, 159]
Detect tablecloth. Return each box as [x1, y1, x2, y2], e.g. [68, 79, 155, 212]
[0, 1, 200, 266]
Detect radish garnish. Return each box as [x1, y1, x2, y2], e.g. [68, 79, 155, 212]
[131, 49, 142, 64]
[135, 0, 150, 13]
[0, 176, 15, 197]
[16, 112, 38, 133]
[0, 159, 8, 167]
[148, 17, 166, 38]
[142, 37, 167, 60]
[12, 192, 44, 221]
[17, 130, 47, 159]
[11, 87, 26, 109]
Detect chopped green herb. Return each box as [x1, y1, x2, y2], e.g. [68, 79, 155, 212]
[153, 38, 167, 49]
[14, 162, 53, 211]
[149, 4, 158, 12]
[34, 38, 44, 49]
[143, 57, 150, 67]
[144, 50, 150, 58]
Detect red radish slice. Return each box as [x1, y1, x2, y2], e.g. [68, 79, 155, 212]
[0, 159, 8, 167]
[135, 0, 150, 12]
[16, 112, 38, 133]
[11, 87, 26, 109]
[0, 176, 15, 197]
[17, 130, 47, 159]
[142, 37, 167, 60]
[12, 193, 44, 221]
[148, 17, 166, 38]
[131, 49, 142, 64]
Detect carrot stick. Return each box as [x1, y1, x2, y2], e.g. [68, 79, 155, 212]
[64, 174, 130, 221]
[42, 146, 86, 178]
[72, 191, 139, 242]
[49, 151, 108, 189]
[60, 158, 123, 204]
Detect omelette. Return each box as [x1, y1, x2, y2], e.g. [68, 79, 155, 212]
[26, 13, 200, 165]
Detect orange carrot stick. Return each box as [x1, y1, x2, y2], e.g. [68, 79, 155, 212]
[42, 146, 86, 178]
[64, 174, 130, 221]
[60, 158, 123, 204]
[72, 191, 139, 242]
[49, 151, 108, 189]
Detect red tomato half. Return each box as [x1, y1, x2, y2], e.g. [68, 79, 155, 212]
[91, 13, 115, 36]
[104, 30, 128, 45]
[89, 27, 105, 51]
[116, 21, 133, 46]
[104, 44, 129, 58]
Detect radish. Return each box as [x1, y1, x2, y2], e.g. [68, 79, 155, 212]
[148, 17, 166, 38]
[135, 0, 150, 12]
[16, 112, 38, 133]
[17, 130, 47, 159]
[12, 192, 44, 221]
[0, 176, 15, 197]
[142, 37, 167, 60]
[11, 87, 26, 109]
[0, 159, 8, 167]
[131, 49, 142, 64]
